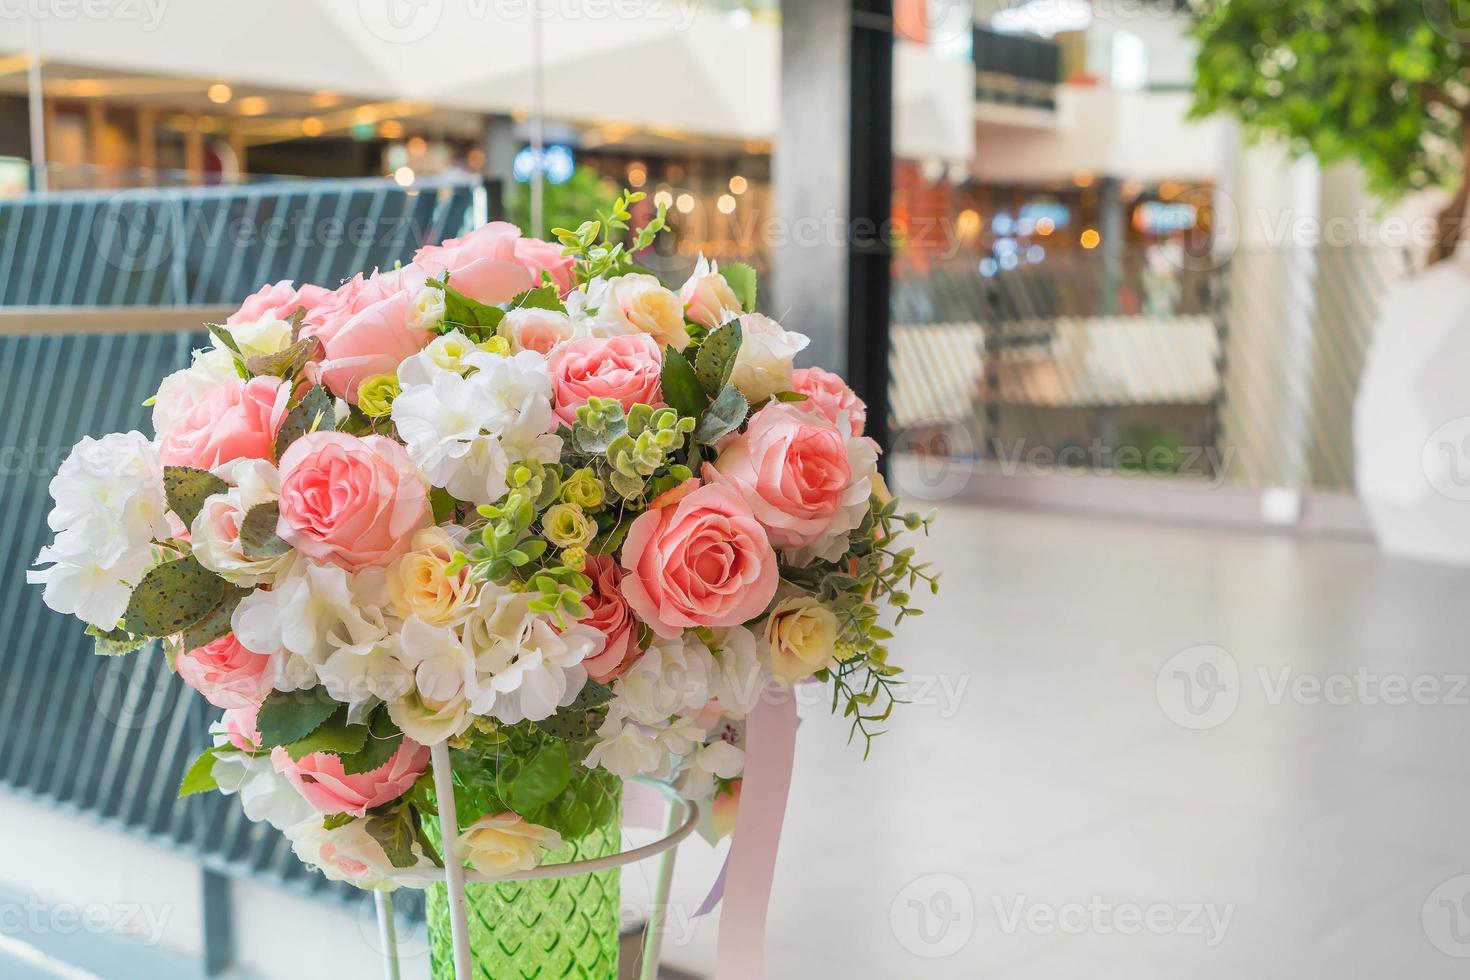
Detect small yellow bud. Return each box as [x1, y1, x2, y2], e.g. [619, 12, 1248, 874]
[357, 373, 402, 418]
[477, 336, 511, 356]
[561, 546, 587, 572]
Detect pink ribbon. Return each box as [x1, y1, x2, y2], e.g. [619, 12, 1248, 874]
[713, 691, 799, 979]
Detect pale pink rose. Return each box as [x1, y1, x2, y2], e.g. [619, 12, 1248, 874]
[514, 237, 576, 296]
[301, 273, 371, 344]
[158, 377, 290, 470]
[619, 481, 779, 638]
[414, 222, 534, 305]
[272, 738, 430, 817]
[706, 401, 878, 565]
[499, 307, 579, 356]
[578, 555, 643, 682]
[221, 705, 262, 752]
[679, 256, 742, 329]
[790, 366, 867, 437]
[228, 280, 331, 326]
[548, 333, 664, 425]
[177, 633, 274, 710]
[277, 432, 430, 571]
[310, 289, 434, 402]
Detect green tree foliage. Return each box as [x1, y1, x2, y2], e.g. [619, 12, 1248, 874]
[1189, 0, 1470, 258]
[502, 165, 620, 237]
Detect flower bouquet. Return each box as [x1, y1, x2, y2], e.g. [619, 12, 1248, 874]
[30, 191, 937, 978]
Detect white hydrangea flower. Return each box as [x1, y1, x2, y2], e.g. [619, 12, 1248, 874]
[584, 707, 706, 779]
[397, 330, 478, 387]
[210, 750, 315, 832]
[285, 817, 428, 891]
[615, 634, 718, 726]
[706, 626, 768, 719]
[388, 615, 477, 745]
[460, 587, 600, 724]
[675, 738, 745, 800]
[28, 431, 170, 628]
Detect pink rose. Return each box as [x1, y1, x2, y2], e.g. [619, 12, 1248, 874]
[277, 432, 430, 571]
[619, 481, 779, 638]
[221, 705, 262, 752]
[514, 236, 576, 296]
[790, 366, 867, 437]
[158, 377, 290, 469]
[228, 280, 331, 326]
[306, 289, 434, 401]
[414, 222, 534, 305]
[706, 401, 878, 564]
[547, 333, 664, 425]
[578, 555, 644, 682]
[272, 738, 430, 817]
[177, 633, 274, 709]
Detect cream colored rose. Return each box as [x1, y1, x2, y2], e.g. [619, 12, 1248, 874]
[759, 595, 840, 685]
[729, 313, 810, 403]
[408, 286, 446, 332]
[542, 502, 596, 548]
[190, 458, 292, 587]
[680, 256, 742, 329]
[459, 813, 565, 876]
[387, 527, 477, 625]
[498, 307, 582, 355]
[600, 274, 689, 352]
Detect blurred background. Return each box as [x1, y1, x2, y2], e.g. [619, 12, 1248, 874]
[3, 1, 1470, 977]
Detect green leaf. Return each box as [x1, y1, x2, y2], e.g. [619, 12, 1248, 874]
[256, 687, 340, 749]
[178, 746, 220, 797]
[121, 555, 227, 637]
[694, 319, 743, 395]
[510, 284, 566, 313]
[508, 742, 573, 815]
[245, 336, 320, 379]
[719, 262, 758, 312]
[660, 347, 709, 418]
[283, 710, 369, 761]
[322, 813, 356, 830]
[178, 586, 252, 653]
[274, 385, 336, 459]
[87, 623, 148, 657]
[434, 279, 505, 329]
[238, 502, 290, 560]
[773, 390, 810, 403]
[163, 466, 228, 528]
[338, 712, 404, 775]
[364, 810, 419, 868]
[206, 323, 241, 355]
[430, 487, 458, 525]
[693, 384, 749, 444]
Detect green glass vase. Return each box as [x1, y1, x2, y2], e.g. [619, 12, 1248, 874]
[426, 764, 623, 979]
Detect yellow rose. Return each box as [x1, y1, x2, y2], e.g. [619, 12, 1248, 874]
[760, 595, 841, 685]
[605, 274, 689, 352]
[543, 502, 596, 549]
[386, 527, 477, 625]
[459, 813, 565, 876]
[357, 373, 402, 418]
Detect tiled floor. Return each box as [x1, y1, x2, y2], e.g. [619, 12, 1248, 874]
[649, 503, 1470, 978]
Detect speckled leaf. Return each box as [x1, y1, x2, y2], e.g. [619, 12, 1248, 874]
[693, 384, 748, 444]
[535, 708, 607, 743]
[256, 687, 339, 749]
[245, 335, 319, 379]
[364, 810, 419, 868]
[239, 502, 289, 560]
[121, 555, 227, 637]
[694, 320, 742, 394]
[178, 586, 251, 653]
[661, 347, 709, 418]
[163, 465, 228, 528]
[87, 623, 148, 657]
[273, 385, 335, 459]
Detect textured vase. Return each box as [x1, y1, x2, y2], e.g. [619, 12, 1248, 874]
[426, 764, 623, 979]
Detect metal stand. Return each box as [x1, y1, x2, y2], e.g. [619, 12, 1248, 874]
[373, 747, 700, 980]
